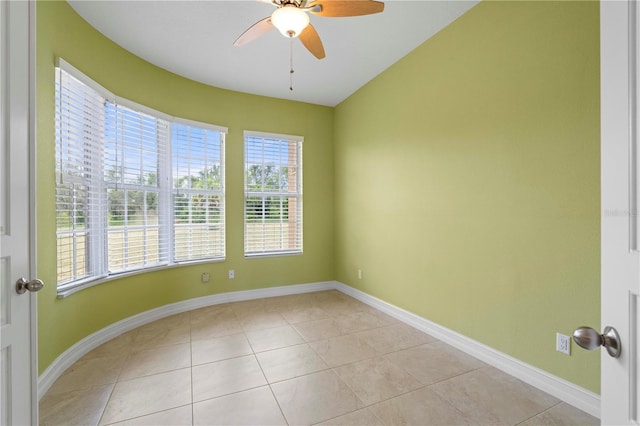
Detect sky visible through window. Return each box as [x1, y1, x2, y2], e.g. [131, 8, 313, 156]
[246, 136, 290, 166]
[245, 135, 294, 194]
[104, 102, 164, 187]
[173, 125, 222, 190]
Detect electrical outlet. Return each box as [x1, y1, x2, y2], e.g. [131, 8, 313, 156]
[201, 272, 210, 283]
[556, 333, 571, 355]
[228, 269, 235, 279]
[357, 269, 362, 280]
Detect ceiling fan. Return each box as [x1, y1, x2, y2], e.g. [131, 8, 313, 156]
[233, 0, 385, 60]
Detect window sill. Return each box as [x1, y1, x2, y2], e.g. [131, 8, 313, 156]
[56, 258, 225, 299]
[244, 251, 303, 260]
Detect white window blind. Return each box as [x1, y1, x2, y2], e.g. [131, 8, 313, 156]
[55, 59, 227, 293]
[103, 102, 170, 274]
[244, 131, 303, 256]
[173, 123, 225, 261]
[55, 67, 105, 284]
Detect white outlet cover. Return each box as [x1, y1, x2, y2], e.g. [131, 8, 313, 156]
[556, 333, 571, 355]
[228, 269, 235, 279]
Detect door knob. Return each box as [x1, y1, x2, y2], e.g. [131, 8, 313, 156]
[15, 277, 44, 295]
[573, 326, 621, 358]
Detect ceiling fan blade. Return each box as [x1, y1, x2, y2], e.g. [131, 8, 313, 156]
[233, 17, 273, 47]
[299, 24, 325, 59]
[308, 0, 384, 17]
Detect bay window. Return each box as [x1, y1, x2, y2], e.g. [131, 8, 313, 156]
[55, 59, 226, 294]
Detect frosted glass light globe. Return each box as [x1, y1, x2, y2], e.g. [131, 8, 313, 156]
[271, 6, 310, 38]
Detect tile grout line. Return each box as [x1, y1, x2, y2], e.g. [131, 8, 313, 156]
[105, 404, 194, 426]
[513, 401, 564, 426]
[245, 327, 291, 426]
[95, 326, 139, 426]
[101, 312, 194, 424]
[189, 311, 195, 426]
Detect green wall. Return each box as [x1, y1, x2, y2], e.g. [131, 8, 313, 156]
[37, 0, 601, 394]
[334, 1, 600, 392]
[36, 1, 334, 373]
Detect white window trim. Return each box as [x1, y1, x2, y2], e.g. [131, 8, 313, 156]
[244, 130, 304, 144]
[243, 130, 303, 257]
[171, 123, 226, 263]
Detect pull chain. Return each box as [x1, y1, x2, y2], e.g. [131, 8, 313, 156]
[289, 35, 294, 91]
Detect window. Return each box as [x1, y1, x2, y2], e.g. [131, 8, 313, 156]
[55, 66, 106, 284]
[244, 131, 302, 256]
[55, 59, 226, 293]
[173, 123, 225, 261]
[103, 101, 170, 274]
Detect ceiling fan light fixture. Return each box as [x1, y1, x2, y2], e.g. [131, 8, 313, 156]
[271, 6, 310, 38]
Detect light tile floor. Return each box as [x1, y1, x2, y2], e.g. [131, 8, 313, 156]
[39, 290, 599, 426]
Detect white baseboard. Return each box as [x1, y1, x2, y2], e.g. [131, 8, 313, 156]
[38, 279, 600, 419]
[334, 281, 601, 418]
[37, 280, 334, 399]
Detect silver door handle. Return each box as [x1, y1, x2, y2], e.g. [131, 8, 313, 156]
[15, 277, 44, 295]
[573, 326, 621, 358]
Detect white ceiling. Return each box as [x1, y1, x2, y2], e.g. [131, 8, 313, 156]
[68, 0, 479, 107]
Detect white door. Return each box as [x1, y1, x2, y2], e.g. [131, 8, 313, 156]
[0, 1, 39, 425]
[600, 0, 640, 424]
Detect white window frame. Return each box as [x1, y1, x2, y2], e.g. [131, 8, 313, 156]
[102, 100, 171, 275]
[243, 130, 303, 257]
[172, 119, 226, 263]
[55, 59, 227, 296]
